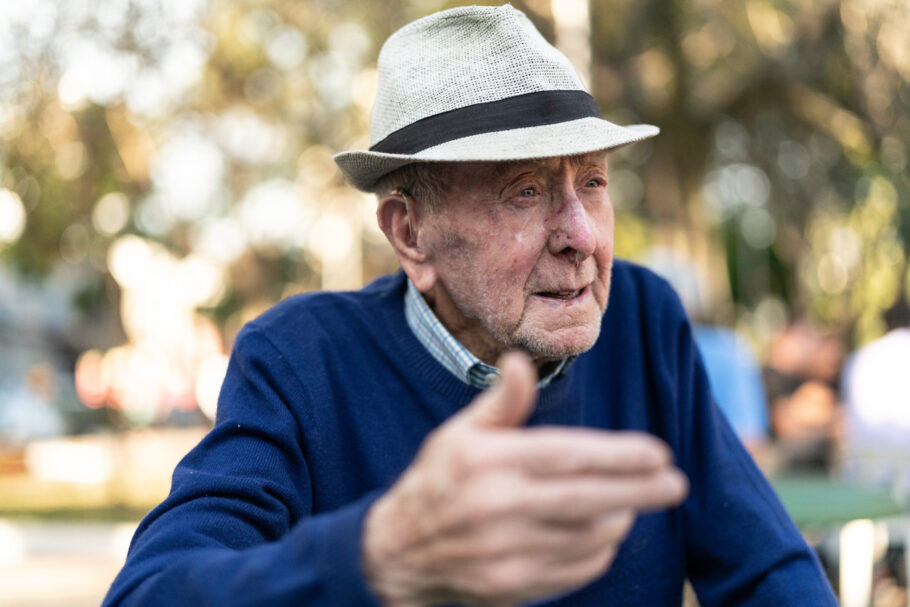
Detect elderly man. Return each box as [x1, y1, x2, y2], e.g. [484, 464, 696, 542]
[104, 5, 836, 606]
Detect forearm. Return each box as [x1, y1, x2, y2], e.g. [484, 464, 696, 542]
[104, 493, 384, 607]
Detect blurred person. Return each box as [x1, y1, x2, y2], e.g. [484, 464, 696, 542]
[841, 298, 910, 489]
[0, 363, 65, 445]
[764, 321, 846, 472]
[693, 327, 770, 451]
[104, 6, 836, 606]
[644, 247, 771, 454]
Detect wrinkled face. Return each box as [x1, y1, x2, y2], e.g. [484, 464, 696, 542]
[417, 152, 614, 364]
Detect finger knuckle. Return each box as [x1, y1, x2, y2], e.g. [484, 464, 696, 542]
[459, 496, 493, 527]
[556, 485, 597, 519]
[641, 470, 686, 506]
[462, 480, 518, 525]
[484, 559, 534, 596]
[631, 433, 672, 464]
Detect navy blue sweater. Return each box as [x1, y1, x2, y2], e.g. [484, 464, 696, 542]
[104, 262, 836, 606]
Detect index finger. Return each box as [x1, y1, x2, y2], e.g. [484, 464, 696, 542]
[482, 428, 675, 477]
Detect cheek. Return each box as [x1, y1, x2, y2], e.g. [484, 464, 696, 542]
[588, 207, 614, 293]
[592, 205, 615, 252]
[502, 229, 547, 279]
[483, 211, 544, 272]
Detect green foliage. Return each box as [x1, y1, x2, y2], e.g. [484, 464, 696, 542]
[1, 0, 908, 356]
[589, 0, 910, 344]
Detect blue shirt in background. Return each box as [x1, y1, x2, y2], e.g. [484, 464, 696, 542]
[694, 326, 769, 443]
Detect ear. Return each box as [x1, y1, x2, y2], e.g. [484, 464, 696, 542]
[376, 194, 438, 292]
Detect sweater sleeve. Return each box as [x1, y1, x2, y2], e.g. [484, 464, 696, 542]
[654, 289, 837, 605]
[102, 326, 386, 607]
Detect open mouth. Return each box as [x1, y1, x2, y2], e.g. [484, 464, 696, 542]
[536, 286, 586, 301]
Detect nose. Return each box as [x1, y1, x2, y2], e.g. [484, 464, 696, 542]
[547, 189, 597, 262]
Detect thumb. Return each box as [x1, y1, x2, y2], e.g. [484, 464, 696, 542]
[459, 351, 538, 428]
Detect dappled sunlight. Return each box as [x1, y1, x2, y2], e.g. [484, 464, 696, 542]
[0, 0, 909, 604]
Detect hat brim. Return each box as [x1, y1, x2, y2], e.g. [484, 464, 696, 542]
[333, 117, 658, 192]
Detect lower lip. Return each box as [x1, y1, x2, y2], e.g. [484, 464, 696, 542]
[532, 285, 590, 306]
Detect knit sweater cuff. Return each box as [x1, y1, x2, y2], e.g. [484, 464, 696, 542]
[310, 490, 386, 606]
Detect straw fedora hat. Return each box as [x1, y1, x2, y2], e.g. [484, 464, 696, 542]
[333, 4, 658, 192]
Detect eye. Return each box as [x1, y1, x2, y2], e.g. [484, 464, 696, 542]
[585, 177, 605, 188]
[519, 186, 538, 198]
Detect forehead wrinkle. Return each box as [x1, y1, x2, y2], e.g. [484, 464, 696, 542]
[492, 152, 608, 177]
[568, 150, 608, 169]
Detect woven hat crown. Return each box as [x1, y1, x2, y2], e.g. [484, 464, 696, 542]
[370, 4, 586, 146]
[333, 3, 658, 192]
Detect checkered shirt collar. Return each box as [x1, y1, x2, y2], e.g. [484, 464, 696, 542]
[403, 278, 572, 389]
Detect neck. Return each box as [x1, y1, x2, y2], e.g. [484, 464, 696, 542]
[423, 285, 558, 373]
[423, 287, 504, 365]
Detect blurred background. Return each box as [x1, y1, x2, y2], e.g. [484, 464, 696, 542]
[0, 0, 908, 605]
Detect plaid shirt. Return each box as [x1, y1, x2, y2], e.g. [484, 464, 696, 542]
[403, 278, 572, 389]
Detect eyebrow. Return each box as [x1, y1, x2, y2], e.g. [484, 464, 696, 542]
[568, 151, 608, 168]
[490, 152, 608, 177]
[455, 152, 608, 199]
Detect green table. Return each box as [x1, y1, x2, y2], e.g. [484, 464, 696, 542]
[771, 475, 905, 528]
[771, 475, 908, 607]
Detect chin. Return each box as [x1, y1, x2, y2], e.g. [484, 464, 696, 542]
[512, 319, 602, 361]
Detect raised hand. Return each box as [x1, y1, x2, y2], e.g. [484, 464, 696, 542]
[362, 352, 688, 607]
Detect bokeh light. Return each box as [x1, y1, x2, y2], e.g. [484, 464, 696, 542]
[307, 213, 355, 264]
[92, 193, 130, 236]
[0, 188, 26, 244]
[238, 179, 313, 249]
[195, 353, 229, 421]
[151, 132, 226, 222]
